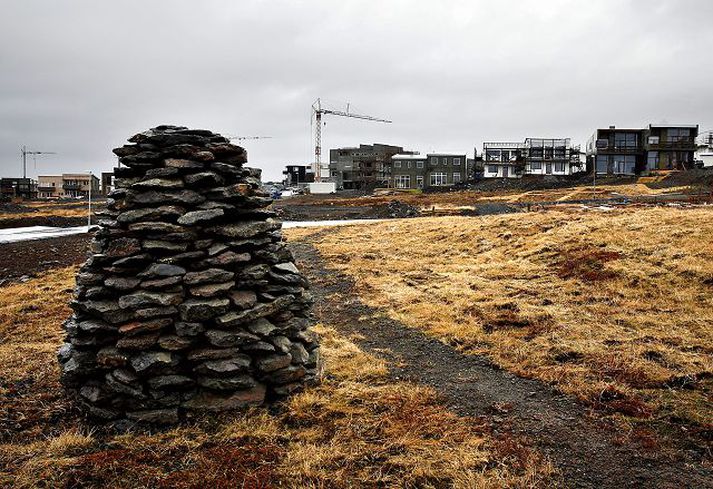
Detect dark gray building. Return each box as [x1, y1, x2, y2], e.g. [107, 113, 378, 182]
[387, 153, 469, 189]
[329, 143, 413, 190]
[586, 124, 699, 175]
[282, 165, 314, 186]
[0, 177, 38, 200]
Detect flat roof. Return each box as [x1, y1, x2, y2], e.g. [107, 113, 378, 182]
[427, 152, 467, 156]
[392, 154, 426, 159]
[648, 124, 699, 129]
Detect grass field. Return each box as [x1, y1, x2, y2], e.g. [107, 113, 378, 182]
[285, 206, 713, 438]
[0, 268, 553, 488]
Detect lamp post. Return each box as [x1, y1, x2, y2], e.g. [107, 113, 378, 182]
[87, 172, 92, 229]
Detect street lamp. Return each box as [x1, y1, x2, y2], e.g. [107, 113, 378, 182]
[87, 171, 93, 229]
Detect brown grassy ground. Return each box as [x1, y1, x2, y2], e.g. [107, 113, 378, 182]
[280, 182, 699, 211]
[285, 206, 713, 437]
[0, 268, 554, 488]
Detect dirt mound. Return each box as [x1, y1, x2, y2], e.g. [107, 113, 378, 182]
[377, 200, 420, 218]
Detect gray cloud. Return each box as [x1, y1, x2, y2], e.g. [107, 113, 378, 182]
[1, 0, 711, 181]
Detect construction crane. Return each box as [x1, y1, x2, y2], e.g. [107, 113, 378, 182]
[226, 135, 273, 142]
[21, 146, 56, 178]
[311, 98, 392, 181]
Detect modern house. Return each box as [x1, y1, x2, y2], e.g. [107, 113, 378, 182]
[483, 138, 581, 179]
[696, 131, 713, 167]
[37, 173, 100, 198]
[101, 171, 115, 196]
[282, 165, 315, 187]
[329, 144, 414, 190]
[387, 152, 469, 189]
[0, 178, 38, 200]
[586, 124, 699, 175]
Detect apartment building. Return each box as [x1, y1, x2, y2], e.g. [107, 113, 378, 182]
[483, 138, 581, 179]
[387, 153, 469, 189]
[586, 124, 699, 175]
[329, 144, 413, 190]
[0, 178, 38, 199]
[38, 173, 99, 198]
[282, 165, 315, 187]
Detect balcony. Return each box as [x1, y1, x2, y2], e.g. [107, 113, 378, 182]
[646, 138, 696, 150]
[63, 183, 83, 190]
[38, 186, 56, 192]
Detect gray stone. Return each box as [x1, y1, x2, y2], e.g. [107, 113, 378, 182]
[264, 365, 307, 384]
[246, 318, 276, 336]
[207, 243, 228, 256]
[141, 276, 183, 289]
[139, 263, 187, 278]
[187, 347, 244, 361]
[96, 347, 128, 368]
[177, 208, 224, 226]
[116, 333, 160, 350]
[158, 334, 194, 350]
[128, 222, 185, 234]
[127, 189, 206, 206]
[130, 351, 179, 374]
[274, 262, 300, 275]
[228, 290, 257, 309]
[189, 281, 234, 298]
[118, 318, 173, 336]
[147, 375, 194, 390]
[182, 384, 265, 411]
[118, 291, 183, 309]
[78, 319, 116, 333]
[215, 295, 294, 328]
[270, 335, 292, 354]
[207, 221, 280, 239]
[105, 276, 141, 291]
[199, 251, 251, 268]
[164, 158, 204, 169]
[132, 178, 184, 190]
[174, 321, 205, 337]
[241, 264, 270, 280]
[179, 298, 230, 321]
[134, 306, 178, 319]
[117, 206, 184, 224]
[184, 171, 224, 187]
[256, 354, 292, 373]
[105, 238, 142, 258]
[290, 343, 310, 364]
[183, 268, 234, 285]
[205, 329, 260, 348]
[241, 341, 276, 352]
[197, 375, 255, 391]
[193, 356, 252, 375]
[142, 240, 190, 252]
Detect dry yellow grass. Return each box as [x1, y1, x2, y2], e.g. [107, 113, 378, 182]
[0, 269, 554, 488]
[285, 206, 713, 430]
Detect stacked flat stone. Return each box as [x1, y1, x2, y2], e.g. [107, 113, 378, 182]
[58, 125, 321, 424]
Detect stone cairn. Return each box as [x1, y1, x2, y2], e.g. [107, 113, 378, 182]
[58, 125, 321, 424]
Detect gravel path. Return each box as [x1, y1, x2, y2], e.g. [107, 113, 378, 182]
[291, 238, 713, 489]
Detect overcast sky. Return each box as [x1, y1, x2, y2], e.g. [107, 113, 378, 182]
[1, 0, 711, 181]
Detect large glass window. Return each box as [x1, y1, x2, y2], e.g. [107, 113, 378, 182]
[596, 155, 608, 174]
[430, 172, 447, 186]
[613, 155, 636, 174]
[487, 165, 498, 174]
[453, 172, 461, 183]
[394, 175, 411, 189]
[614, 132, 638, 149]
[453, 158, 461, 166]
[530, 161, 542, 170]
[554, 162, 565, 172]
[486, 150, 500, 162]
[647, 151, 659, 170]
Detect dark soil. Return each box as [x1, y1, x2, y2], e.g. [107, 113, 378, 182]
[290, 236, 713, 489]
[0, 234, 91, 285]
[273, 200, 420, 221]
[0, 215, 92, 229]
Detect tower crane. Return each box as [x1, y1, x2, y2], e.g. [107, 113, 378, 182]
[311, 98, 391, 181]
[21, 146, 56, 178]
[227, 136, 273, 142]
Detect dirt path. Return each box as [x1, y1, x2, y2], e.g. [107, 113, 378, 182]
[290, 238, 712, 489]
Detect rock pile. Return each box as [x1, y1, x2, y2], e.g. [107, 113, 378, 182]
[58, 125, 321, 424]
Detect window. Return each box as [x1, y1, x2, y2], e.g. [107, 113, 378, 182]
[614, 132, 638, 149]
[554, 162, 565, 172]
[394, 175, 411, 189]
[406, 161, 411, 169]
[394, 161, 402, 168]
[430, 172, 447, 186]
[416, 175, 424, 188]
[442, 157, 448, 166]
[486, 150, 500, 162]
[501, 150, 511, 162]
[487, 165, 498, 174]
[416, 160, 424, 168]
[647, 151, 659, 170]
[430, 157, 438, 165]
[530, 148, 543, 158]
[613, 155, 636, 174]
[453, 172, 461, 183]
[596, 155, 608, 174]
[453, 158, 461, 166]
[648, 136, 660, 145]
[530, 162, 542, 170]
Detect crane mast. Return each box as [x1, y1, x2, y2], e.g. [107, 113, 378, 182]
[312, 98, 391, 182]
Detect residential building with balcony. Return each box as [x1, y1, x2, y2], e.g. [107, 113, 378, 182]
[37, 173, 99, 198]
[0, 178, 38, 200]
[586, 124, 699, 175]
[483, 138, 581, 178]
[329, 143, 413, 190]
[386, 152, 469, 189]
